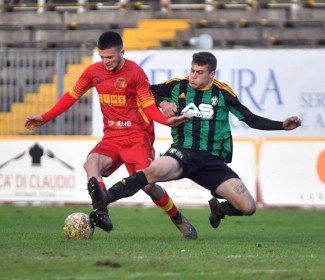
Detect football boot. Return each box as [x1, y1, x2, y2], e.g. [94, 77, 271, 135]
[87, 176, 107, 211]
[89, 210, 113, 233]
[171, 212, 198, 239]
[208, 197, 225, 228]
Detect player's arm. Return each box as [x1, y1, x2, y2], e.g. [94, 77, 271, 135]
[244, 114, 301, 130]
[222, 85, 301, 131]
[143, 104, 190, 127]
[243, 113, 301, 130]
[243, 113, 284, 130]
[24, 92, 78, 130]
[24, 69, 93, 130]
[135, 71, 188, 126]
[159, 100, 178, 117]
[151, 79, 180, 117]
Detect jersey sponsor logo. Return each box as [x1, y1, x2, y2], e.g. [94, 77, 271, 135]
[99, 94, 126, 106]
[181, 102, 214, 119]
[114, 78, 127, 89]
[108, 120, 132, 127]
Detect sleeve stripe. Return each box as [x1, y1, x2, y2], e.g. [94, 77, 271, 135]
[214, 80, 236, 97]
[165, 78, 181, 84]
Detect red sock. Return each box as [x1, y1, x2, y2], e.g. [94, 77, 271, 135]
[153, 191, 178, 218]
[98, 181, 108, 211]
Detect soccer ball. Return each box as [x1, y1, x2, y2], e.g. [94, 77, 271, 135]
[63, 212, 94, 240]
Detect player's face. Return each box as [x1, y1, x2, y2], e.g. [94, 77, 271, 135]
[189, 63, 215, 89]
[99, 48, 125, 72]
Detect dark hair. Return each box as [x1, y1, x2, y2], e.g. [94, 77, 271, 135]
[97, 31, 123, 50]
[192, 52, 217, 73]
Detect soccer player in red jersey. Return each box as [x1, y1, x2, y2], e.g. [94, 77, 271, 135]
[24, 31, 197, 239]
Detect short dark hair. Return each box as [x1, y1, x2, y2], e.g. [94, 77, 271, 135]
[97, 31, 123, 50]
[192, 52, 217, 73]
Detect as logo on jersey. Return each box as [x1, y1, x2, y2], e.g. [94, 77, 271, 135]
[181, 102, 214, 119]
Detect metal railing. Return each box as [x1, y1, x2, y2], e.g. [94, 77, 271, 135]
[1, 0, 325, 13]
[0, 48, 94, 135]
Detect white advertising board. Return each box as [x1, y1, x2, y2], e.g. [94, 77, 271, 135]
[258, 138, 325, 207]
[0, 137, 93, 205]
[92, 49, 325, 138]
[0, 137, 256, 207]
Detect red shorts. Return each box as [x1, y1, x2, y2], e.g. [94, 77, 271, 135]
[89, 131, 155, 177]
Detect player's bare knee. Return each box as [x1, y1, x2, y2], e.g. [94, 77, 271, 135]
[83, 160, 89, 171]
[143, 166, 160, 183]
[242, 201, 256, 216]
[83, 158, 92, 172]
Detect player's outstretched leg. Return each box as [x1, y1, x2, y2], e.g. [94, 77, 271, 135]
[89, 209, 113, 233]
[87, 177, 107, 211]
[171, 212, 198, 239]
[208, 198, 225, 228]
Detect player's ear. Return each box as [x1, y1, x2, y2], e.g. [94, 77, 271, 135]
[210, 70, 216, 79]
[120, 49, 125, 57]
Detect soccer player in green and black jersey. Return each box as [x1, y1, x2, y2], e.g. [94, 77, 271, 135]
[88, 52, 302, 233]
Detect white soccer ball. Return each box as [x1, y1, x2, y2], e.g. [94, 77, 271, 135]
[63, 212, 94, 240]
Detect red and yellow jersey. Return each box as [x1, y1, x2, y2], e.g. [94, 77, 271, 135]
[69, 59, 155, 138]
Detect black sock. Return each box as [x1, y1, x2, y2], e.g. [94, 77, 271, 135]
[218, 201, 244, 217]
[106, 171, 148, 204]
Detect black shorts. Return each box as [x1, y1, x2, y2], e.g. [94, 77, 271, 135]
[164, 146, 240, 194]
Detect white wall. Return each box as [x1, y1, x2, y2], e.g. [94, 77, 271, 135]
[258, 138, 325, 207]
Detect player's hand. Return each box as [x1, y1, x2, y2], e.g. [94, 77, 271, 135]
[283, 116, 301, 130]
[24, 115, 45, 130]
[167, 114, 191, 127]
[160, 100, 177, 117]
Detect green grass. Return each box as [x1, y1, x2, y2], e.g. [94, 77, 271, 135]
[0, 205, 324, 280]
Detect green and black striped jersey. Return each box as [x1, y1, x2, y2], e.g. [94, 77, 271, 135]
[151, 77, 254, 162]
[152, 77, 284, 163]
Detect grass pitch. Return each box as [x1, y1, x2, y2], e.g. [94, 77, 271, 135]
[0, 205, 324, 280]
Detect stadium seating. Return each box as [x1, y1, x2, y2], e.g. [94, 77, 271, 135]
[0, 50, 92, 135]
[123, 19, 191, 49]
[0, 0, 325, 135]
[1, 1, 325, 48]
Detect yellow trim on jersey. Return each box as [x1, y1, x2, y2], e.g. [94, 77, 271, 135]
[213, 80, 237, 97]
[136, 97, 155, 124]
[142, 99, 156, 108]
[165, 78, 181, 84]
[68, 84, 93, 99]
[68, 89, 80, 99]
[198, 80, 214, 91]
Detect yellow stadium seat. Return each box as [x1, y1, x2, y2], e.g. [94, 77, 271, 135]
[123, 19, 191, 50]
[1, 55, 93, 135]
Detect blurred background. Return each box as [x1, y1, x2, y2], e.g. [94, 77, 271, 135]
[0, 0, 324, 208]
